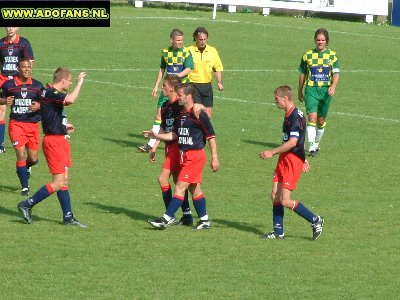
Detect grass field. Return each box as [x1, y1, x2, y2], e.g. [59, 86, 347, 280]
[1, 4, 400, 299]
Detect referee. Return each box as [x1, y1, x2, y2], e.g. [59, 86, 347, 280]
[188, 27, 224, 118]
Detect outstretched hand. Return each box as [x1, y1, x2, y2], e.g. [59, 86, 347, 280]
[77, 72, 86, 84]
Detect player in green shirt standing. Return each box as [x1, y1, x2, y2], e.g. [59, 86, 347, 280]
[298, 28, 340, 157]
[138, 28, 194, 154]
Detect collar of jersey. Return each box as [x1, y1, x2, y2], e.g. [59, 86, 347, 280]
[193, 44, 208, 52]
[313, 47, 329, 54]
[5, 34, 20, 44]
[15, 76, 32, 86]
[285, 105, 296, 117]
[184, 106, 194, 113]
[168, 46, 184, 52]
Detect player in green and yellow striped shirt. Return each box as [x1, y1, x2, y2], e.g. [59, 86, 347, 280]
[298, 28, 340, 157]
[138, 29, 194, 154]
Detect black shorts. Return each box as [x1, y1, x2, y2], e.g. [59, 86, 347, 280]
[193, 83, 214, 107]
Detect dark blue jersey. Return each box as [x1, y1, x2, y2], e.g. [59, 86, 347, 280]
[0, 35, 34, 77]
[161, 97, 181, 132]
[40, 85, 68, 135]
[282, 106, 306, 161]
[174, 109, 215, 151]
[1, 76, 43, 122]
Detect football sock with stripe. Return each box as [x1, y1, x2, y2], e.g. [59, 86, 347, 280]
[181, 189, 191, 214]
[307, 122, 317, 152]
[16, 161, 29, 189]
[292, 200, 316, 223]
[315, 122, 326, 148]
[0, 120, 5, 148]
[25, 184, 53, 207]
[161, 184, 172, 209]
[57, 188, 73, 221]
[165, 194, 184, 218]
[272, 202, 284, 235]
[192, 194, 207, 219]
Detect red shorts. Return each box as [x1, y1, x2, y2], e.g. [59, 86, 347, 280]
[162, 142, 181, 175]
[42, 135, 72, 174]
[178, 149, 206, 183]
[273, 152, 303, 191]
[8, 120, 40, 150]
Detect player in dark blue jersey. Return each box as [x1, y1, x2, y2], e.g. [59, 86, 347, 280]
[259, 85, 324, 240]
[149, 75, 193, 225]
[0, 27, 34, 153]
[138, 28, 194, 153]
[0, 59, 42, 196]
[17, 67, 87, 227]
[144, 83, 220, 230]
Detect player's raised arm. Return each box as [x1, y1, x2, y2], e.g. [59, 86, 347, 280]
[65, 72, 86, 105]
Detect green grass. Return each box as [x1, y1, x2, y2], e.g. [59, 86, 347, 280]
[1, 6, 400, 299]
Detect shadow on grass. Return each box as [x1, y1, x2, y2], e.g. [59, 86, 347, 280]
[103, 133, 164, 150]
[85, 202, 273, 235]
[0, 184, 19, 193]
[212, 218, 264, 235]
[128, 133, 146, 139]
[0, 204, 53, 224]
[0, 204, 20, 218]
[241, 139, 280, 148]
[85, 201, 154, 222]
[103, 137, 137, 148]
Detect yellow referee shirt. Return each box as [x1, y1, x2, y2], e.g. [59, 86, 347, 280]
[188, 44, 223, 84]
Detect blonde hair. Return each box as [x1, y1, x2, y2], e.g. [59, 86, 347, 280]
[274, 85, 293, 101]
[53, 67, 71, 83]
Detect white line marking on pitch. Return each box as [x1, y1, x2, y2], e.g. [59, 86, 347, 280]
[34, 68, 400, 73]
[117, 16, 400, 40]
[34, 69, 399, 123]
[213, 96, 400, 123]
[58, 75, 399, 124]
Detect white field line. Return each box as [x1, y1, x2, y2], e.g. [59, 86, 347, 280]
[34, 68, 400, 73]
[117, 16, 400, 41]
[34, 71, 399, 124]
[213, 95, 400, 123]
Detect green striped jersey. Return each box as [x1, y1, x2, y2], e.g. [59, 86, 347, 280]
[298, 48, 339, 87]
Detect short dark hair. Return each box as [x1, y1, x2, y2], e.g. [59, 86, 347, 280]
[176, 82, 194, 97]
[17, 58, 31, 67]
[192, 27, 208, 41]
